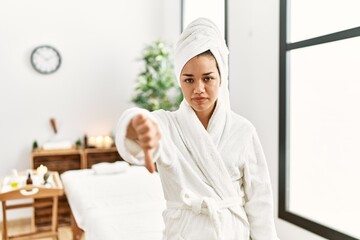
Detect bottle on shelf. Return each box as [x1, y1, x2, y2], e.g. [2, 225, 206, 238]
[84, 134, 88, 148]
[26, 172, 33, 185]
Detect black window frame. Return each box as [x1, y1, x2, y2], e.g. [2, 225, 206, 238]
[279, 1, 360, 239]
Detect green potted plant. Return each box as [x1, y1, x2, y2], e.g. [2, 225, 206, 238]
[132, 40, 183, 111]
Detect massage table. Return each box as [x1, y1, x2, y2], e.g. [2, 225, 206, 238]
[61, 164, 166, 240]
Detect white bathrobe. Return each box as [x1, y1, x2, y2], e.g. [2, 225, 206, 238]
[116, 18, 279, 240]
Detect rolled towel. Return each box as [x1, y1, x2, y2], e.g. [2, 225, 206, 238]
[43, 140, 72, 150]
[92, 161, 130, 175]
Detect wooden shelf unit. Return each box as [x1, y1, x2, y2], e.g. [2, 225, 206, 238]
[32, 147, 123, 228]
[0, 171, 64, 240]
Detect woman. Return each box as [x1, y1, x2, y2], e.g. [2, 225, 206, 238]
[116, 18, 279, 240]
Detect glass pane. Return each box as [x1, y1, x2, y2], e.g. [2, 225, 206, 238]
[289, 0, 360, 42]
[183, 0, 225, 37]
[287, 37, 360, 239]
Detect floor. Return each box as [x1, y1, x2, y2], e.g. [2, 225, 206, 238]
[0, 218, 78, 240]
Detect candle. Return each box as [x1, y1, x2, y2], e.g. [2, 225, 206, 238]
[37, 164, 48, 176]
[88, 136, 96, 147]
[103, 136, 113, 148]
[95, 136, 104, 148]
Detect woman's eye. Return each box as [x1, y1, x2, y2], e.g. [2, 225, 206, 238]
[204, 77, 213, 82]
[184, 78, 193, 83]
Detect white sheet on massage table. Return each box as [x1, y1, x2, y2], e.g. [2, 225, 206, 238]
[61, 165, 166, 240]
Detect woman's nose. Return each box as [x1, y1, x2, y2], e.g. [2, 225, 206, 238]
[194, 80, 205, 93]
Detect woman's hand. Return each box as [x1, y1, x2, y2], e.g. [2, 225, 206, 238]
[126, 114, 160, 173]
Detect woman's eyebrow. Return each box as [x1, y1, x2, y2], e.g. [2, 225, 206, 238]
[182, 72, 214, 77]
[182, 73, 193, 77]
[203, 72, 214, 76]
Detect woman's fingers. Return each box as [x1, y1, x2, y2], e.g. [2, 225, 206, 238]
[132, 115, 159, 148]
[131, 114, 159, 173]
[131, 115, 146, 134]
[144, 149, 155, 173]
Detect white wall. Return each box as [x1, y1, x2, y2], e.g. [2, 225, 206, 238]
[228, 0, 326, 239]
[161, 0, 182, 45]
[0, 0, 180, 221]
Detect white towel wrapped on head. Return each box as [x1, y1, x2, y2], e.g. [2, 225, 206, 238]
[92, 161, 130, 175]
[174, 17, 230, 109]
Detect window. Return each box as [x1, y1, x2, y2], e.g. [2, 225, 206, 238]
[181, 0, 227, 40]
[279, 0, 360, 239]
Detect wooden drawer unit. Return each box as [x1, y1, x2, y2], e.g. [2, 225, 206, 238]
[31, 147, 123, 228]
[33, 154, 82, 173]
[84, 148, 122, 169]
[32, 149, 82, 228]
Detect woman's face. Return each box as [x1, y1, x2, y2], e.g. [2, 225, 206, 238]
[180, 54, 220, 118]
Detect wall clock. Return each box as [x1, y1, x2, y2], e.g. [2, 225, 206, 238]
[31, 45, 61, 74]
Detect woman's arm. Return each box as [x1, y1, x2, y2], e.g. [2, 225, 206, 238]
[243, 128, 279, 240]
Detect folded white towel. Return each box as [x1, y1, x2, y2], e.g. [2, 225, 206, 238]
[92, 161, 130, 175]
[43, 140, 73, 150]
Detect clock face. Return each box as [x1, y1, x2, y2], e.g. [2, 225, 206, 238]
[31, 45, 61, 74]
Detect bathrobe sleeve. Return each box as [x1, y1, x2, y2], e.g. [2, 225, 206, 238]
[243, 128, 279, 240]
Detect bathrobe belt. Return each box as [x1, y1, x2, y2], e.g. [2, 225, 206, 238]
[166, 190, 245, 239]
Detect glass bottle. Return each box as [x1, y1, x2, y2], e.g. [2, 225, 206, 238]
[26, 172, 33, 185]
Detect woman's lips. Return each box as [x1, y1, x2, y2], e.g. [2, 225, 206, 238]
[192, 97, 207, 103]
